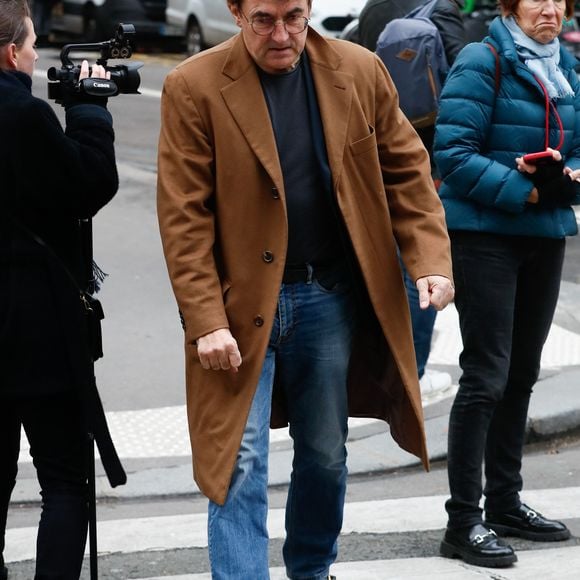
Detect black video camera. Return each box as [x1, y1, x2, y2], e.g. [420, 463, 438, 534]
[48, 24, 143, 105]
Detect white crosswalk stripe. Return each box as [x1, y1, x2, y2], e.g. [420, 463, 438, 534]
[5, 487, 580, 578]
[429, 302, 580, 368]
[141, 548, 580, 580]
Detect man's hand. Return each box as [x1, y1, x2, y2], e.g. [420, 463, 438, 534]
[196, 328, 242, 373]
[416, 275, 454, 311]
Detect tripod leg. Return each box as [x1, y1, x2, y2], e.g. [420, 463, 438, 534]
[87, 432, 98, 579]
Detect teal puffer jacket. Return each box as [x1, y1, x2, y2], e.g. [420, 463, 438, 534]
[434, 16, 580, 239]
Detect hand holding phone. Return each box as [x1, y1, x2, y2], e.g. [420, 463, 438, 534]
[522, 151, 559, 165]
[524, 152, 576, 208]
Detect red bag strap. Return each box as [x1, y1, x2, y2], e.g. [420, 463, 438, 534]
[484, 42, 563, 151]
[485, 42, 501, 94]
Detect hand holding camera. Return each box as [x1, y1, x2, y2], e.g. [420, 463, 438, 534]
[60, 59, 111, 109]
[47, 23, 143, 107]
[80, 60, 109, 81]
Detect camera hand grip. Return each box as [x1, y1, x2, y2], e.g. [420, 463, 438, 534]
[79, 78, 119, 98]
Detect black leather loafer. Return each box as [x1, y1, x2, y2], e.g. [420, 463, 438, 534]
[440, 523, 517, 568]
[486, 503, 571, 541]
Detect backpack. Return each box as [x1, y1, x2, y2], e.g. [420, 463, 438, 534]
[375, 0, 449, 128]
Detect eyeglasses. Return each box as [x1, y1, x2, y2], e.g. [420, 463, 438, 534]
[240, 10, 310, 36]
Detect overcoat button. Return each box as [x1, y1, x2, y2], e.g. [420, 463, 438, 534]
[271, 187, 280, 199]
[254, 316, 264, 327]
[262, 251, 274, 263]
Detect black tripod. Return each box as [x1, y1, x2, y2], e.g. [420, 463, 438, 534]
[81, 218, 127, 579]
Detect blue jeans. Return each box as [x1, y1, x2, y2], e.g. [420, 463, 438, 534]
[208, 274, 356, 580]
[402, 264, 436, 378]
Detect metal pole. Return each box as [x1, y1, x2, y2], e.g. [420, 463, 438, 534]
[87, 431, 98, 579]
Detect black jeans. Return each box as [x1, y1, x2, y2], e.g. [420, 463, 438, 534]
[446, 231, 565, 529]
[0, 392, 89, 579]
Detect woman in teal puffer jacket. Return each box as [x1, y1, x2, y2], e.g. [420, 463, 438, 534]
[434, 0, 580, 570]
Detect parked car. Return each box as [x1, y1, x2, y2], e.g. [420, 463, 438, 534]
[50, 0, 168, 42]
[165, 0, 237, 56]
[166, 0, 367, 56]
[309, 0, 364, 39]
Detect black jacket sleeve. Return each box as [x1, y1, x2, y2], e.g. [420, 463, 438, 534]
[432, 0, 467, 66]
[18, 98, 118, 218]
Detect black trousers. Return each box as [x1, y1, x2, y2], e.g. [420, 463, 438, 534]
[0, 392, 89, 579]
[446, 231, 565, 529]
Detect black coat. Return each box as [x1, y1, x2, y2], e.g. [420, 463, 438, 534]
[0, 70, 118, 397]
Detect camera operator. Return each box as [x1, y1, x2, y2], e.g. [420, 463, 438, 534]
[0, 1, 119, 578]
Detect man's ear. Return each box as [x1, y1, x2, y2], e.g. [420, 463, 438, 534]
[227, 3, 242, 27]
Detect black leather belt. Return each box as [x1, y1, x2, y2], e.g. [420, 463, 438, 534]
[282, 263, 340, 285]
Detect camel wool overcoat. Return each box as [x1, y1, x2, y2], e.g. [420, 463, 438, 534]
[157, 29, 452, 505]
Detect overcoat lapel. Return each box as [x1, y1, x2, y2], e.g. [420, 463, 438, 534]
[220, 36, 284, 191]
[220, 31, 354, 194]
[306, 33, 354, 190]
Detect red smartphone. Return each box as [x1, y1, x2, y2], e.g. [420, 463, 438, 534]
[522, 151, 558, 165]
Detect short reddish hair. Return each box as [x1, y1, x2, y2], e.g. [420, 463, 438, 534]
[498, 0, 575, 19]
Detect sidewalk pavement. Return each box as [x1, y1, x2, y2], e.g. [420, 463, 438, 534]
[11, 364, 580, 504]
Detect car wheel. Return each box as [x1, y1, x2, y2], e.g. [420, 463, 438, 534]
[186, 19, 203, 56]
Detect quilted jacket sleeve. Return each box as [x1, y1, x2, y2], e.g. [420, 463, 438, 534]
[434, 42, 535, 214]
